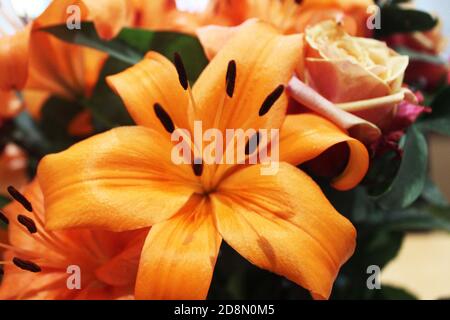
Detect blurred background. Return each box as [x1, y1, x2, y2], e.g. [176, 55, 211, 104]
[1, 0, 449, 299]
[381, 0, 450, 300]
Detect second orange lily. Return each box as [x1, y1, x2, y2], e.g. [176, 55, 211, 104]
[0, 0, 134, 128]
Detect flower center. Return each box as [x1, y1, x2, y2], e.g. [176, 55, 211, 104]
[153, 55, 284, 194]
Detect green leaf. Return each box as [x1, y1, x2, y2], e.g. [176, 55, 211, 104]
[376, 6, 438, 36]
[332, 228, 405, 299]
[39, 96, 86, 150]
[373, 126, 428, 209]
[0, 195, 9, 229]
[42, 23, 209, 132]
[383, 206, 450, 232]
[364, 151, 401, 196]
[365, 230, 405, 268]
[9, 102, 89, 175]
[42, 22, 208, 82]
[421, 178, 449, 207]
[0, 195, 9, 208]
[419, 86, 450, 136]
[395, 46, 448, 65]
[42, 23, 142, 65]
[11, 111, 52, 158]
[428, 205, 450, 225]
[83, 58, 134, 130]
[118, 28, 208, 82]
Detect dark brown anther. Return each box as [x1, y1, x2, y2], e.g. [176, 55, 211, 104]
[0, 266, 4, 276]
[245, 132, 261, 155]
[154, 103, 175, 134]
[7, 186, 33, 212]
[0, 210, 9, 225]
[17, 215, 37, 234]
[259, 85, 285, 116]
[294, 0, 303, 5]
[192, 159, 204, 177]
[174, 52, 189, 90]
[225, 60, 237, 98]
[13, 257, 41, 273]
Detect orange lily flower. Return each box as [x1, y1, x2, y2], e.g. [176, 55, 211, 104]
[126, 0, 373, 36]
[0, 179, 146, 300]
[0, 0, 129, 91]
[37, 21, 369, 299]
[0, 0, 133, 132]
[123, 0, 244, 33]
[165, 0, 373, 36]
[130, 0, 177, 30]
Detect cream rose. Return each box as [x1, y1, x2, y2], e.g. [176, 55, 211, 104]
[300, 20, 413, 129]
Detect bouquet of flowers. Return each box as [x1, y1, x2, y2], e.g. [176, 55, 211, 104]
[0, 0, 449, 300]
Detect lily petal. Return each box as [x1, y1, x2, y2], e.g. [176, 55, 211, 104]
[130, 0, 176, 30]
[0, 0, 117, 93]
[33, 0, 86, 27]
[26, 31, 98, 100]
[107, 52, 190, 134]
[196, 19, 258, 60]
[38, 126, 197, 232]
[33, 0, 127, 40]
[213, 163, 356, 299]
[22, 90, 50, 119]
[80, 0, 131, 40]
[0, 27, 30, 90]
[35, 0, 116, 93]
[0, 258, 68, 299]
[95, 230, 147, 287]
[193, 19, 303, 133]
[279, 114, 369, 191]
[135, 195, 222, 300]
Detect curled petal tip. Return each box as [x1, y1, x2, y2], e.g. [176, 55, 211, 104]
[288, 76, 381, 145]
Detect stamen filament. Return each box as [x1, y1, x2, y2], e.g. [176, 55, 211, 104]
[173, 52, 198, 113]
[213, 60, 236, 131]
[0, 243, 40, 258]
[154, 102, 204, 179]
[188, 85, 198, 114]
[205, 61, 237, 190]
[28, 208, 84, 258]
[11, 219, 68, 259]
